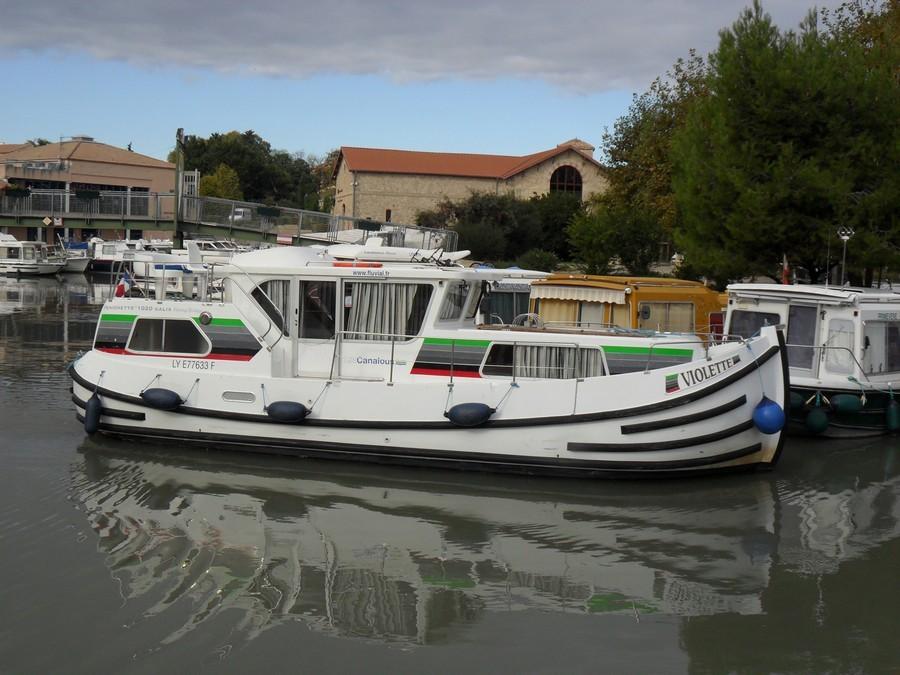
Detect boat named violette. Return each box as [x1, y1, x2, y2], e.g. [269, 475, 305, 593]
[70, 245, 790, 477]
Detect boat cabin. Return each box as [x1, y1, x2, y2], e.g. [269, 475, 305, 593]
[725, 284, 900, 382]
[529, 274, 726, 335]
[95, 248, 707, 384]
[0, 237, 52, 263]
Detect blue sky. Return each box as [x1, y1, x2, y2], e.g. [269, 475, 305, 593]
[1, 1, 839, 162]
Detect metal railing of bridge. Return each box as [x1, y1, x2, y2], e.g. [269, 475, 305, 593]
[0, 189, 458, 251]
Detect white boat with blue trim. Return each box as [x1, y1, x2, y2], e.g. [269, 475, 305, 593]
[70, 245, 790, 477]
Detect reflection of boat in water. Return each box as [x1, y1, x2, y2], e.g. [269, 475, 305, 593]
[71, 438, 781, 647]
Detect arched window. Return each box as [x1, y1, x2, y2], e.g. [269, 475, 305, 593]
[549, 165, 583, 200]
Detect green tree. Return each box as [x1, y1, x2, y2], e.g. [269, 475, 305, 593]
[529, 192, 585, 259]
[199, 163, 243, 200]
[516, 248, 560, 272]
[171, 130, 325, 210]
[671, 1, 900, 286]
[416, 191, 582, 263]
[568, 195, 664, 275]
[601, 52, 708, 238]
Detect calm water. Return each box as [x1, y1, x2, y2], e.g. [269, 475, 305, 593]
[0, 276, 897, 674]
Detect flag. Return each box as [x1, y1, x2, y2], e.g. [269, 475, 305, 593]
[781, 254, 790, 285]
[115, 269, 132, 297]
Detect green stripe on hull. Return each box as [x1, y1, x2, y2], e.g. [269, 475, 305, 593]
[100, 313, 137, 323]
[424, 337, 492, 347]
[193, 317, 245, 327]
[603, 345, 694, 357]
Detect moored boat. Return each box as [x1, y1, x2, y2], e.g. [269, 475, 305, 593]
[725, 283, 900, 437]
[0, 235, 66, 275]
[70, 246, 790, 477]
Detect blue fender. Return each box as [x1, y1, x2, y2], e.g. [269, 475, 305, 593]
[266, 401, 310, 423]
[445, 402, 495, 427]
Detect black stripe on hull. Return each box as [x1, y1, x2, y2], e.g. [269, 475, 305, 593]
[620, 395, 748, 434]
[70, 341, 782, 431]
[568, 419, 756, 452]
[74, 414, 769, 478]
[769, 329, 791, 466]
[71, 393, 146, 420]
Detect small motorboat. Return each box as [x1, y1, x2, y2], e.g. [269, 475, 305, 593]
[0, 235, 66, 275]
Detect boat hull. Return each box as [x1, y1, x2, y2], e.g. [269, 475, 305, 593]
[62, 256, 91, 273]
[69, 328, 790, 478]
[0, 261, 65, 275]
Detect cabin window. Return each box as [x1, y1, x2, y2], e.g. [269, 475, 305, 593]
[787, 305, 817, 370]
[299, 280, 336, 339]
[637, 302, 694, 333]
[863, 321, 900, 374]
[465, 282, 485, 319]
[609, 303, 629, 328]
[252, 280, 290, 336]
[23, 247, 36, 260]
[343, 282, 432, 340]
[481, 289, 530, 324]
[729, 310, 780, 339]
[578, 302, 605, 328]
[127, 318, 210, 355]
[2, 247, 17, 259]
[482, 344, 604, 379]
[439, 281, 470, 321]
[825, 319, 855, 374]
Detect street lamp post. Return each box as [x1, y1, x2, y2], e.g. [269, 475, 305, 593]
[838, 226, 854, 287]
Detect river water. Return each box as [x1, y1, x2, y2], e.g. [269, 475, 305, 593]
[0, 276, 897, 674]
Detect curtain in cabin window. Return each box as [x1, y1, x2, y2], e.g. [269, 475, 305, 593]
[344, 282, 431, 340]
[512, 345, 603, 379]
[253, 280, 291, 336]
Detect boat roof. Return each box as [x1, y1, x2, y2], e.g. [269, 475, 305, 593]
[727, 283, 900, 305]
[226, 246, 549, 282]
[0, 237, 46, 247]
[533, 273, 713, 291]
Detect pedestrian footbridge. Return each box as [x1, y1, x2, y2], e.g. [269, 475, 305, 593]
[0, 188, 456, 250]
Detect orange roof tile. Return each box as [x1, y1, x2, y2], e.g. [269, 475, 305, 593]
[0, 143, 29, 155]
[335, 141, 605, 180]
[2, 139, 173, 169]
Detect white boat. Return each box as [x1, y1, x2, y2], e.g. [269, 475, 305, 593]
[87, 237, 148, 272]
[52, 240, 91, 273]
[70, 246, 790, 478]
[61, 253, 90, 273]
[725, 284, 900, 437]
[0, 234, 66, 275]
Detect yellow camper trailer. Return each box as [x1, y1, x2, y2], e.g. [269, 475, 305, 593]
[529, 274, 727, 335]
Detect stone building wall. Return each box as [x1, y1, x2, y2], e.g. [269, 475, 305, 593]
[504, 150, 608, 201]
[350, 173, 500, 225]
[333, 146, 607, 226]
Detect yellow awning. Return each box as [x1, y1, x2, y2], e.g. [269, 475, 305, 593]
[531, 286, 626, 304]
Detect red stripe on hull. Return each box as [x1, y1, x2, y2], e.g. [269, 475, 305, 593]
[96, 347, 254, 362]
[410, 367, 481, 378]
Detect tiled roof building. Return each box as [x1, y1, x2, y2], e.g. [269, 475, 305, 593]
[332, 139, 608, 225]
[0, 137, 174, 193]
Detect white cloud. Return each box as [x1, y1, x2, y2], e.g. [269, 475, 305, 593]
[0, 0, 840, 91]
